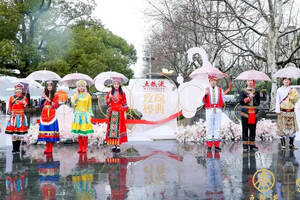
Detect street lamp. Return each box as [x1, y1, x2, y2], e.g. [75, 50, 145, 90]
[143, 55, 158, 79]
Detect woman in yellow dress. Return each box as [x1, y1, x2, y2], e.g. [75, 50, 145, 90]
[71, 80, 94, 153]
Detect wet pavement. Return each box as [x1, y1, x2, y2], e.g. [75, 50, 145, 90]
[0, 141, 300, 200]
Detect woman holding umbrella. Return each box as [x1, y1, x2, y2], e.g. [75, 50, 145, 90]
[5, 83, 29, 153]
[38, 81, 60, 154]
[105, 77, 129, 153]
[71, 80, 94, 153]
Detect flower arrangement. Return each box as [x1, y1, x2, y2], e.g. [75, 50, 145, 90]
[88, 123, 107, 147]
[176, 118, 278, 143]
[256, 118, 278, 141]
[220, 121, 242, 141]
[24, 122, 132, 146]
[176, 119, 206, 143]
[23, 123, 40, 145]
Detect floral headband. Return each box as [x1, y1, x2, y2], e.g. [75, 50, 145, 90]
[76, 80, 87, 87]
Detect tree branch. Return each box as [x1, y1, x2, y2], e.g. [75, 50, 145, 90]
[222, 0, 267, 36]
[276, 45, 300, 65]
[279, 27, 300, 38]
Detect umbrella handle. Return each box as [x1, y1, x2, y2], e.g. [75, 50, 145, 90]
[224, 80, 232, 95]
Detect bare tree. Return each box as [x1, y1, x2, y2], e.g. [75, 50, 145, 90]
[145, 0, 300, 110]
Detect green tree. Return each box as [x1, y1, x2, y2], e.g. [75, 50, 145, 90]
[65, 20, 136, 78]
[42, 20, 136, 79]
[0, 0, 95, 76]
[0, 1, 136, 78]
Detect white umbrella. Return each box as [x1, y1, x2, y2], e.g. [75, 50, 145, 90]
[26, 70, 61, 81]
[11, 78, 43, 89]
[273, 64, 300, 79]
[94, 71, 128, 92]
[59, 73, 94, 87]
[0, 76, 43, 98]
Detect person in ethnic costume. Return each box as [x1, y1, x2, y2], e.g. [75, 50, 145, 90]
[239, 80, 260, 152]
[105, 151, 182, 199]
[38, 153, 60, 200]
[205, 151, 224, 199]
[5, 83, 29, 153]
[275, 77, 299, 149]
[276, 150, 299, 200]
[203, 75, 225, 152]
[242, 152, 257, 199]
[105, 77, 129, 153]
[38, 81, 60, 154]
[71, 80, 94, 153]
[72, 154, 95, 200]
[5, 152, 28, 200]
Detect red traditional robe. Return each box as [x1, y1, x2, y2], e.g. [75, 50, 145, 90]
[38, 93, 60, 142]
[5, 95, 29, 135]
[105, 90, 129, 145]
[40, 94, 59, 123]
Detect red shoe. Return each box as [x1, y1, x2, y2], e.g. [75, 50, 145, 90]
[82, 137, 88, 153]
[44, 143, 50, 154]
[78, 154, 83, 165]
[77, 136, 83, 153]
[48, 142, 53, 153]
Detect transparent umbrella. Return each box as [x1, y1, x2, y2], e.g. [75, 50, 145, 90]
[235, 70, 271, 81]
[26, 70, 61, 81]
[94, 71, 128, 92]
[273, 64, 300, 79]
[189, 66, 228, 80]
[59, 73, 94, 87]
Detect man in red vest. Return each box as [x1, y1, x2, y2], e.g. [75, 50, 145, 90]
[203, 75, 225, 152]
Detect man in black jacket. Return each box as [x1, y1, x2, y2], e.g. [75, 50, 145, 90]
[239, 80, 260, 152]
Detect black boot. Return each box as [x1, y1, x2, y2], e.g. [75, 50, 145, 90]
[12, 141, 17, 153]
[15, 140, 21, 153]
[249, 142, 258, 152]
[289, 137, 298, 150]
[115, 146, 121, 153]
[280, 137, 286, 149]
[111, 145, 117, 152]
[215, 147, 222, 152]
[12, 153, 21, 163]
[207, 147, 212, 152]
[243, 142, 249, 153]
[250, 146, 258, 152]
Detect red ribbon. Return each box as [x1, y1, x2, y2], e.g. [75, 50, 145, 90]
[91, 111, 182, 125]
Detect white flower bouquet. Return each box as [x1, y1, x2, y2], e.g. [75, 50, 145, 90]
[256, 118, 278, 141]
[176, 118, 277, 143]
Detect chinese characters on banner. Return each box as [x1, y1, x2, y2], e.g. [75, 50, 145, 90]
[128, 79, 179, 121]
[143, 80, 169, 117]
[143, 80, 166, 115]
[128, 79, 179, 140]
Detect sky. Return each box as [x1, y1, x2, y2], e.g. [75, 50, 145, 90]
[93, 0, 150, 77]
[93, 0, 300, 78]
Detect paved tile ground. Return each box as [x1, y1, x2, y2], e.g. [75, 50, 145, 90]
[0, 140, 299, 200]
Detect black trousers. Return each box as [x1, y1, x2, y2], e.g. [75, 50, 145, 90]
[241, 117, 257, 142]
[242, 153, 256, 197]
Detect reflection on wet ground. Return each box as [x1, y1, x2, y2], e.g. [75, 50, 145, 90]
[0, 141, 300, 200]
